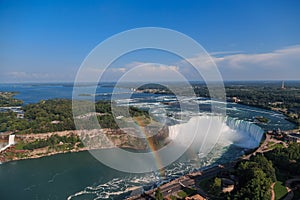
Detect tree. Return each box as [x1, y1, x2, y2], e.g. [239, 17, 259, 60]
[155, 187, 164, 200]
[237, 168, 272, 200]
[233, 158, 273, 200]
[209, 177, 222, 195]
[251, 154, 276, 182]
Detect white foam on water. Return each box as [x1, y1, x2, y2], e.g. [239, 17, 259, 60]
[169, 116, 263, 151]
[68, 116, 264, 200]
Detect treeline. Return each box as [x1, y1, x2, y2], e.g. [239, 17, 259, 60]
[115, 83, 300, 127]
[216, 142, 300, 199]
[225, 84, 300, 127]
[193, 83, 300, 110]
[210, 155, 275, 200]
[0, 99, 150, 134]
[0, 92, 23, 107]
[17, 134, 84, 151]
[265, 142, 300, 175]
[93, 100, 150, 129]
[193, 83, 300, 126]
[230, 155, 275, 199]
[134, 83, 300, 126]
[225, 86, 300, 109]
[0, 99, 75, 133]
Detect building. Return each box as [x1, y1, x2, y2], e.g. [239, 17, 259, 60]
[232, 97, 241, 103]
[16, 111, 24, 119]
[281, 80, 285, 89]
[285, 133, 300, 143]
[185, 194, 207, 200]
[221, 178, 235, 193]
[51, 120, 60, 124]
[0, 107, 24, 119]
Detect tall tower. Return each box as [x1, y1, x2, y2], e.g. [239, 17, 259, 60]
[281, 80, 285, 89]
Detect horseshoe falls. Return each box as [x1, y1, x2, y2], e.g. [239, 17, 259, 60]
[224, 117, 264, 149]
[168, 116, 264, 156]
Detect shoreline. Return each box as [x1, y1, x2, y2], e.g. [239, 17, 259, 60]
[1, 133, 268, 200]
[0, 147, 89, 164]
[0, 143, 148, 164]
[127, 130, 272, 199]
[0, 129, 151, 164]
[1, 122, 292, 199]
[1, 106, 293, 164]
[236, 101, 299, 129]
[131, 89, 299, 129]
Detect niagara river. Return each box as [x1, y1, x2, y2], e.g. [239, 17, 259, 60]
[0, 83, 295, 200]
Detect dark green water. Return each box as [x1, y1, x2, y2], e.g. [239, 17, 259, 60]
[0, 151, 130, 200]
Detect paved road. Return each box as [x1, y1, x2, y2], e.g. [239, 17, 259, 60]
[128, 134, 273, 200]
[271, 183, 275, 200]
[243, 134, 271, 160]
[128, 165, 226, 200]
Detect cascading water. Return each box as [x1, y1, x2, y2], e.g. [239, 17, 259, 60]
[0, 134, 15, 152]
[168, 116, 264, 157]
[224, 117, 264, 149]
[8, 135, 15, 145]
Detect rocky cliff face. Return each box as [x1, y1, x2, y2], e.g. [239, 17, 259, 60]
[0, 127, 170, 163]
[79, 126, 169, 150]
[15, 126, 170, 151]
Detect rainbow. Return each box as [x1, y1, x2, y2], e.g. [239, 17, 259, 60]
[133, 116, 166, 176]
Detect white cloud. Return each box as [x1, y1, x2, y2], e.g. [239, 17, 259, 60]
[76, 62, 181, 82]
[2, 45, 299, 82]
[2, 71, 75, 82]
[111, 67, 126, 73]
[214, 45, 300, 80]
[183, 45, 300, 80]
[209, 50, 244, 56]
[7, 71, 29, 78]
[108, 63, 181, 82]
[105, 45, 300, 82]
[6, 71, 51, 79]
[182, 54, 215, 70]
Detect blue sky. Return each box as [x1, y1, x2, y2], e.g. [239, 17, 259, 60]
[0, 0, 300, 82]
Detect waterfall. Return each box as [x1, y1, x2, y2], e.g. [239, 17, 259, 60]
[8, 135, 15, 145]
[0, 134, 16, 152]
[168, 116, 264, 156]
[224, 117, 264, 149]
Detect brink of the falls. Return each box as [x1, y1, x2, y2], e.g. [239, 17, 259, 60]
[168, 116, 264, 157]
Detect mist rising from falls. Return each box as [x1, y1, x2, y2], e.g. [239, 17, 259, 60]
[224, 117, 264, 149]
[168, 116, 264, 157]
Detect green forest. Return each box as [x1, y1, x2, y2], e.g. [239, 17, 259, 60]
[0, 92, 23, 107]
[209, 142, 300, 200]
[137, 82, 300, 127]
[0, 99, 150, 134]
[195, 83, 300, 127]
[15, 134, 84, 151]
